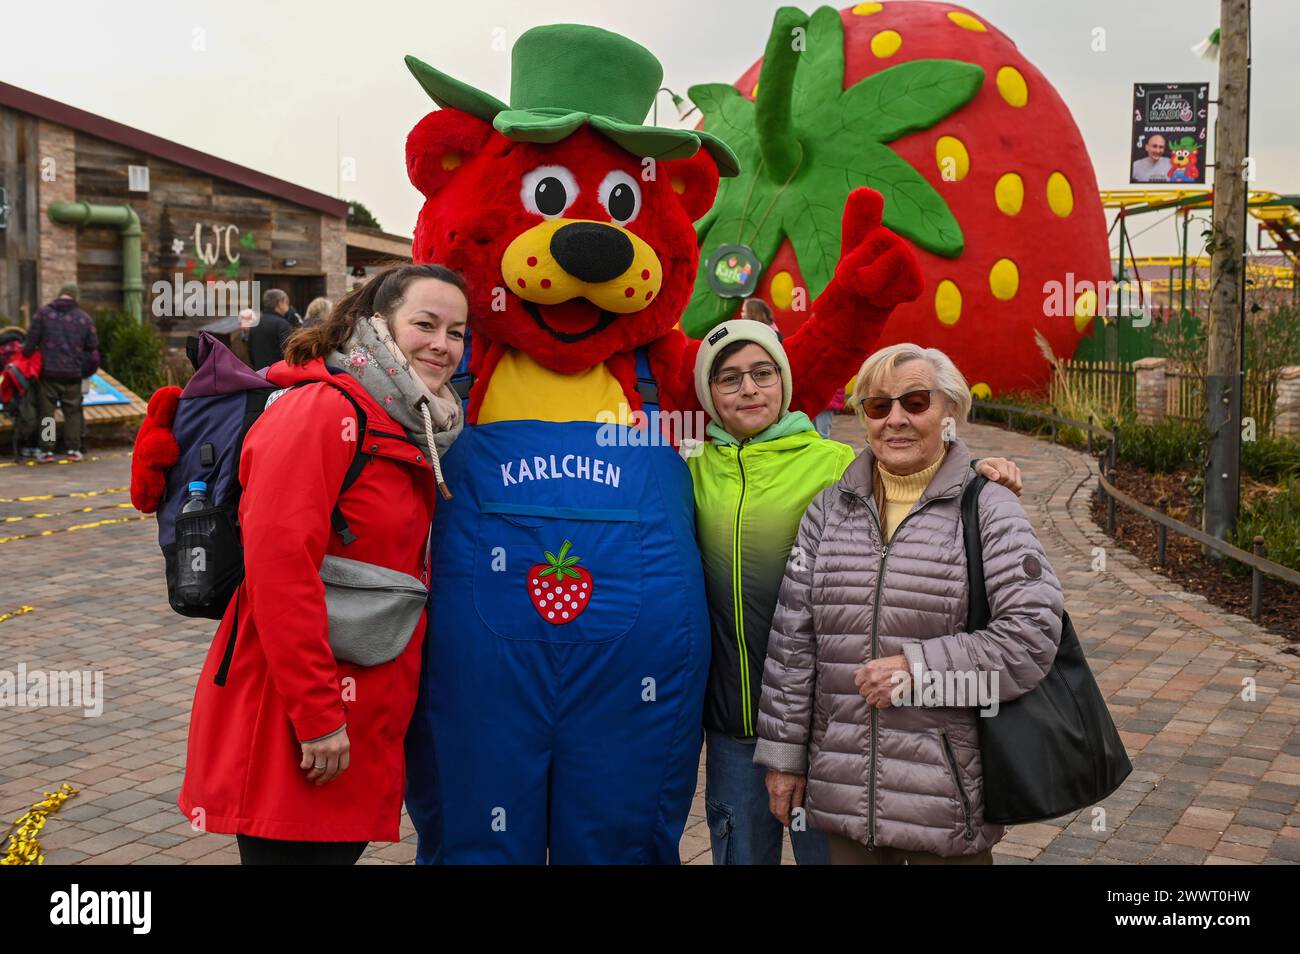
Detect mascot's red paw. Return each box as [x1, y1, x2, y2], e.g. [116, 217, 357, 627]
[834, 187, 925, 311]
[130, 387, 182, 514]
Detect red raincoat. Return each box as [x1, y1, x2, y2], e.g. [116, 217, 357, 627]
[177, 357, 437, 842]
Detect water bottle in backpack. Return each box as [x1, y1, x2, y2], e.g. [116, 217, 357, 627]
[146, 332, 370, 619]
[181, 480, 209, 514]
[174, 481, 221, 610]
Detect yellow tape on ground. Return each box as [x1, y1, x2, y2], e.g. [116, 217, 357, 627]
[0, 605, 35, 623]
[0, 451, 132, 469]
[1, 784, 79, 865]
[2, 502, 136, 524]
[0, 513, 149, 545]
[0, 486, 129, 504]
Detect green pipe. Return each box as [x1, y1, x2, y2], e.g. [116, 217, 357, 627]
[47, 201, 143, 323]
[754, 7, 807, 183]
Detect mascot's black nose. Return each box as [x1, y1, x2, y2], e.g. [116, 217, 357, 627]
[550, 222, 635, 284]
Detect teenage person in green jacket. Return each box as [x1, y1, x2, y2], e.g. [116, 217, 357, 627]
[687, 319, 1022, 865]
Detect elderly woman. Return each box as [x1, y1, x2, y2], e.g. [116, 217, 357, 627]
[755, 343, 1064, 865]
[689, 323, 1025, 866]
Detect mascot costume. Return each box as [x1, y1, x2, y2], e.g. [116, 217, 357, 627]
[129, 22, 924, 865]
[397, 23, 921, 864]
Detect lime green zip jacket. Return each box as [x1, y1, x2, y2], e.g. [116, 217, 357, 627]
[688, 411, 856, 738]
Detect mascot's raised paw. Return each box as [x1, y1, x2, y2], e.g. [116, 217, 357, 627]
[130, 385, 182, 513]
[832, 187, 925, 312]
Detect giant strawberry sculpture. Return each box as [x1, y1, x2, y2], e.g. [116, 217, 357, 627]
[684, 3, 1110, 394]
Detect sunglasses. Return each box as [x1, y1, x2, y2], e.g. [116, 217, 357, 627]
[858, 389, 935, 420]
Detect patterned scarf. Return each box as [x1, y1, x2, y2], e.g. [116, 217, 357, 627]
[329, 315, 463, 498]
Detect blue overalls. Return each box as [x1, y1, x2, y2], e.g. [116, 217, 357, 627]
[403, 346, 710, 864]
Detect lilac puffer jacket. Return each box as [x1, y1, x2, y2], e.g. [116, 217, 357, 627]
[754, 438, 1064, 857]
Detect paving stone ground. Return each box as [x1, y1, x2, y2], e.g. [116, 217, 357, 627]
[1, 420, 1297, 865]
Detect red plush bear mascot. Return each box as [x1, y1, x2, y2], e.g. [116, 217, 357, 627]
[130, 22, 923, 865]
[398, 23, 922, 865]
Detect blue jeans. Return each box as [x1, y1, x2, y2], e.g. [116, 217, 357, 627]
[704, 730, 829, 865]
[813, 409, 834, 439]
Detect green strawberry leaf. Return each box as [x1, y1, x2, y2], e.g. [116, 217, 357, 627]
[689, 86, 759, 243]
[753, 6, 808, 181]
[683, 265, 741, 339]
[840, 140, 965, 256]
[683, 187, 784, 338]
[774, 128, 965, 286]
[687, 83, 756, 154]
[694, 202, 720, 234]
[777, 183, 844, 308]
[840, 59, 985, 143]
[791, 6, 845, 118]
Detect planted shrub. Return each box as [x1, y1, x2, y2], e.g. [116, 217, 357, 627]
[1231, 478, 1300, 573]
[93, 310, 132, 362]
[1116, 419, 1204, 474]
[93, 311, 163, 398]
[1242, 435, 1300, 484]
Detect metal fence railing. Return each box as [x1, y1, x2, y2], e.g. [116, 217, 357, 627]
[971, 399, 1299, 621]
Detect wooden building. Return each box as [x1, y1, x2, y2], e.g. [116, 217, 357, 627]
[0, 81, 402, 330]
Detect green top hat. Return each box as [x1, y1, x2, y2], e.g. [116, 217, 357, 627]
[405, 24, 740, 177]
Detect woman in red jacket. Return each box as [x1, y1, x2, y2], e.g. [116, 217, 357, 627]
[178, 263, 467, 865]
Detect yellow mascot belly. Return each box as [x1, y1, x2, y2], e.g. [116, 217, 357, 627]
[477, 349, 634, 424]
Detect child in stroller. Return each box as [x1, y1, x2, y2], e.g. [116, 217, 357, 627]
[0, 326, 42, 460]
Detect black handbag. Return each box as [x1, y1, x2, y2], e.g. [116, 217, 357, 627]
[961, 474, 1132, 824]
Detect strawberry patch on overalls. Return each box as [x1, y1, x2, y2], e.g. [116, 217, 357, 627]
[530, 540, 593, 623]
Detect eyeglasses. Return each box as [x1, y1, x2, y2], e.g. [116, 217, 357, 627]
[711, 363, 780, 394]
[857, 389, 934, 420]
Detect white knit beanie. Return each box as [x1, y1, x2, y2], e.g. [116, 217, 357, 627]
[693, 319, 793, 424]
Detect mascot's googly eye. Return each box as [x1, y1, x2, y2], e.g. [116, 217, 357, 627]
[597, 171, 642, 224]
[521, 165, 579, 219]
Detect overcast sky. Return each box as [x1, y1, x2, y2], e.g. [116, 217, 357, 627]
[6, 0, 1297, 262]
